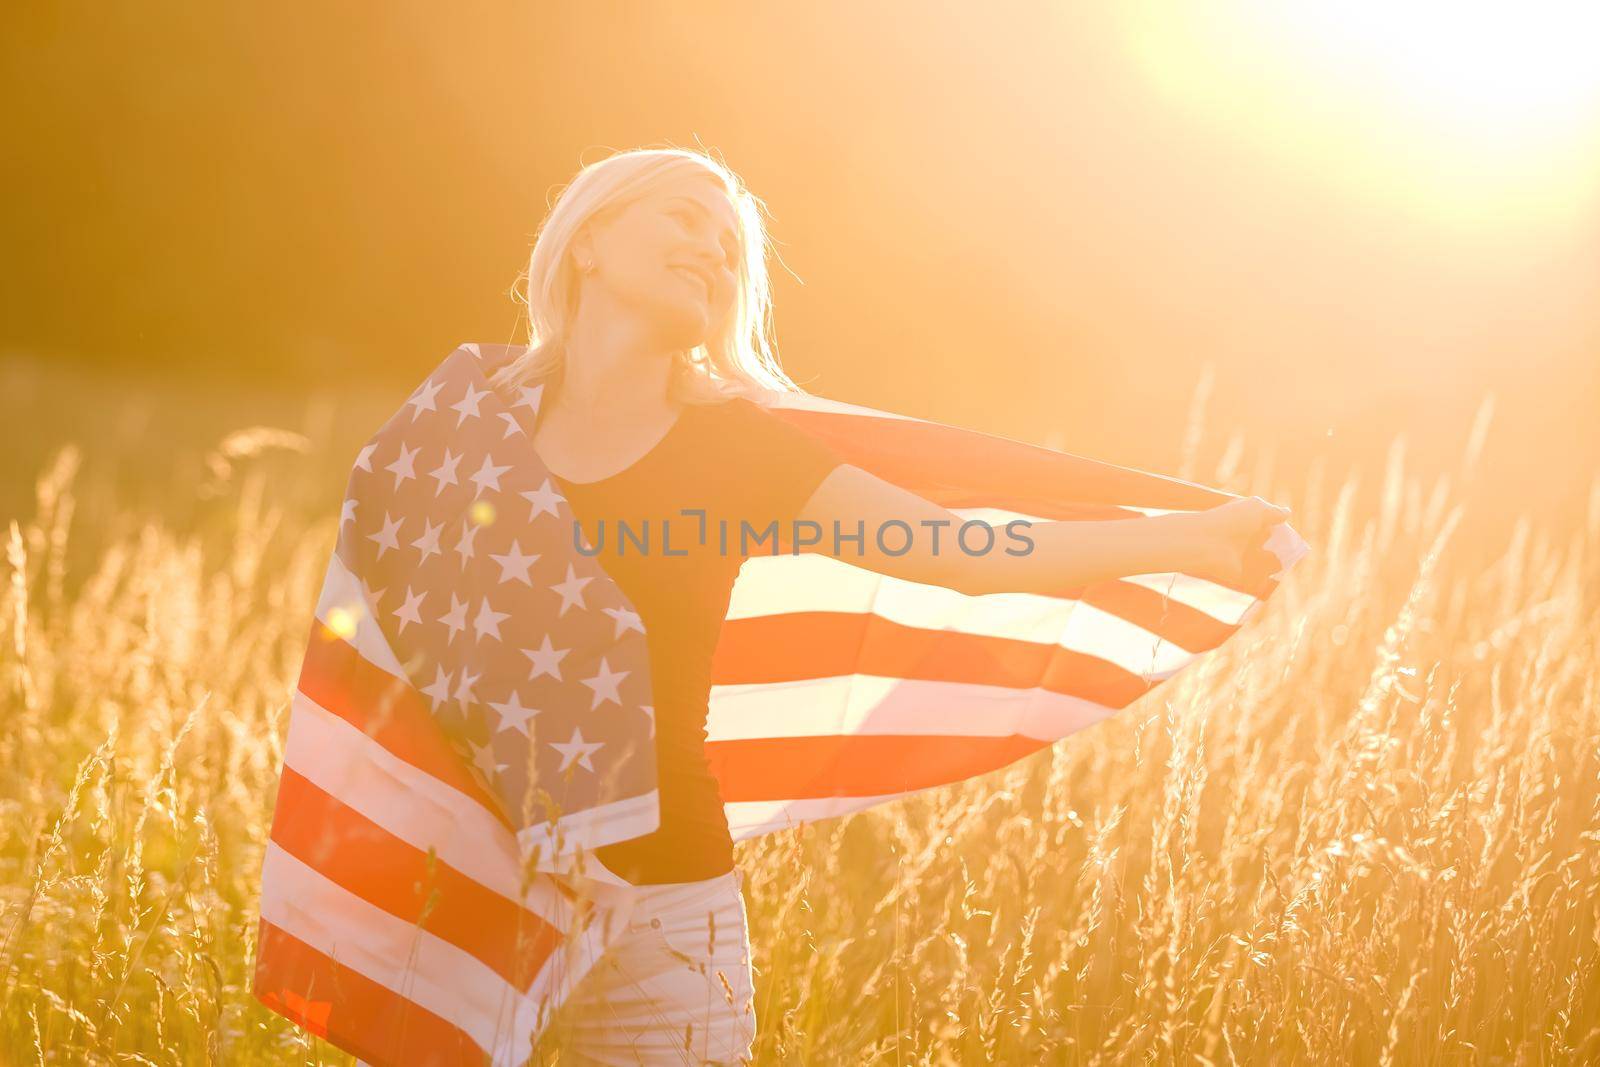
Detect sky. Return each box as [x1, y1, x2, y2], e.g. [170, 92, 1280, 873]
[4, 1, 1597, 536]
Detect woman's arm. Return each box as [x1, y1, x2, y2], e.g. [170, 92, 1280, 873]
[795, 464, 1288, 596]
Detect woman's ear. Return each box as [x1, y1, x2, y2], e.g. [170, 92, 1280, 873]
[569, 227, 596, 274]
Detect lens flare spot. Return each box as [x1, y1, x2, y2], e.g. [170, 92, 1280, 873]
[322, 604, 362, 640]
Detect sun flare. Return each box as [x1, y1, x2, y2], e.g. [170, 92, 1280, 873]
[1124, 0, 1600, 223]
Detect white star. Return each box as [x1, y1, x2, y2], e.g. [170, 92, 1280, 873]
[472, 596, 510, 642]
[601, 605, 644, 638]
[498, 411, 525, 439]
[359, 575, 386, 611]
[410, 518, 444, 563]
[455, 518, 481, 568]
[490, 539, 541, 586]
[521, 479, 564, 521]
[468, 453, 512, 496]
[355, 443, 377, 471]
[340, 497, 357, 529]
[513, 383, 544, 413]
[550, 727, 605, 773]
[487, 689, 540, 737]
[392, 586, 426, 633]
[640, 703, 655, 739]
[367, 512, 403, 559]
[407, 378, 445, 421]
[420, 665, 454, 711]
[550, 563, 593, 616]
[521, 635, 569, 681]
[428, 448, 463, 496]
[579, 656, 629, 709]
[470, 738, 507, 780]
[453, 664, 480, 709]
[384, 442, 420, 490]
[437, 593, 469, 645]
[450, 383, 490, 427]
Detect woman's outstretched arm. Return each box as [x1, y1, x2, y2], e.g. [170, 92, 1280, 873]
[794, 463, 1289, 596]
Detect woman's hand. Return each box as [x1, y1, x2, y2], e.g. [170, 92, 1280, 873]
[1181, 495, 1292, 588]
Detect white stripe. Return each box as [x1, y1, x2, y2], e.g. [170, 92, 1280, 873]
[261, 840, 637, 1067]
[284, 690, 651, 910]
[1120, 572, 1257, 626]
[948, 506, 1258, 626]
[724, 793, 911, 840]
[707, 675, 1120, 742]
[948, 504, 1152, 525]
[260, 841, 535, 1062]
[730, 555, 1201, 677]
[933, 504, 1284, 627]
[1265, 522, 1311, 578]
[1118, 505, 1187, 517]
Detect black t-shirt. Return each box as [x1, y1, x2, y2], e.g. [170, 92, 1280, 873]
[548, 395, 844, 885]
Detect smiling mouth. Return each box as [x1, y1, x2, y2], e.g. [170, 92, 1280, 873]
[672, 266, 709, 300]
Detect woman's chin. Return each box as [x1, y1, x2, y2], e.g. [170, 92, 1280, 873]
[649, 302, 715, 350]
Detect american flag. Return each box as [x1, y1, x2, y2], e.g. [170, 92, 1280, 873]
[252, 343, 1309, 1065]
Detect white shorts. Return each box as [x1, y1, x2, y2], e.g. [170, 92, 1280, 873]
[545, 868, 757, 1066]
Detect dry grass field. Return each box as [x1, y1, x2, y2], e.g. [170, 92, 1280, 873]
[1, 380, 1597, 1065]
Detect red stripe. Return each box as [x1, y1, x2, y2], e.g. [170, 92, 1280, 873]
[268, 766, 562, 991]
[253, 919, 485, 1066]
[296, 620, 510, 828]
[1081, 580, 1239, 651]
[765, 406, 1232, 512]
[707, 733, 1050, 801]
[714, 612, 1157, 707]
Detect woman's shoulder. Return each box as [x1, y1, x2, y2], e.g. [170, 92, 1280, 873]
[696, 381, 807, 413]
[696, 390, 842, 469]
[687, 383, 767, 417]
[691, 391, 806, 440]
[683, 395, 763, 444]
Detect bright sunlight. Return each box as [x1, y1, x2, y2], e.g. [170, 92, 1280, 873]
[1122, 0, 1600, 224]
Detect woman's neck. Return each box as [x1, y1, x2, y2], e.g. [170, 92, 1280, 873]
[554, 299, 681, 416]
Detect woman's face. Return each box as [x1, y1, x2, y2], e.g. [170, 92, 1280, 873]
[575, 173, 742, 350]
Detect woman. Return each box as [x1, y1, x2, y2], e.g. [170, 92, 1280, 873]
[488, 146, 1287, 1064]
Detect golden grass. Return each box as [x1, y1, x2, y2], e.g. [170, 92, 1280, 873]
[1, 409, 1597, 1064]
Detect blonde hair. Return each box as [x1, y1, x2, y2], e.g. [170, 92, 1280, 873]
[488, 145, 807, 406]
